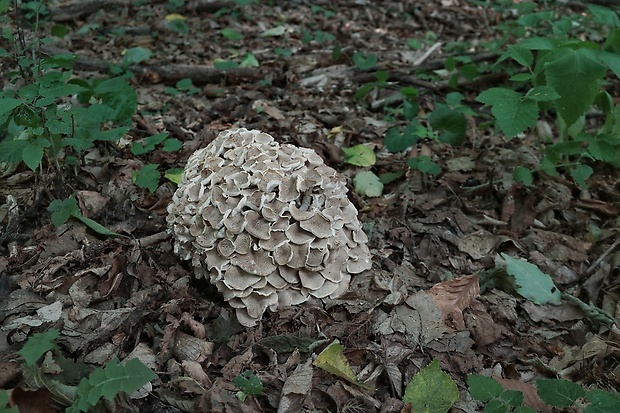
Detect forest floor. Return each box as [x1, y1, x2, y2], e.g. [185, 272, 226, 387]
[1, 0, 620, 412]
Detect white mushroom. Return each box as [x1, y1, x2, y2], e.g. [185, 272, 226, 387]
[167, 128, 372, 326]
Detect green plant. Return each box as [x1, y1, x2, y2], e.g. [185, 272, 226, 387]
[468, 375, 620, 413]
[403, 359, 458, 413]
[47, 197, 121, 236]
[16, 329, 157, 412]
[476, 4, 620, 188]
[130, 132, 181, 193]
[233, 370, 263, 402]
[0, 2, 136, 173]
[0, 390, 17, 413]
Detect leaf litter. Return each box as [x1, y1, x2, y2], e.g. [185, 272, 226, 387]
[1, 0, 620, 412]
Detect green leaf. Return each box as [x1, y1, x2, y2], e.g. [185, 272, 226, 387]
[261, 26, 286, 37]
[476, 88, 538, 138]
[514, 407, 538, 413]
[162, 138, 182, 152]
[221, 28, 244, 40]
[48, 197, 80, 227]
[570, 164, 593, 189]
[403, 359, 458, 413]
[502, 253, 562, 305]
[240, 52, 259, 67]
[214, 60, 239, 70]
[526, 86, 561, 102]
[69, 357, 157, 413]
[0, 389, 18, 412]
[17, 329, 59, 367]
[342, 144, 376, 166]
[379, 170, 404, 184]
[0, 98, 23, 118]
[501, 390, 524, 407]
[164, 168, 184, 184]
[498, 45, 533, 68]
[352, 52, 377, 70]
[537, 379, 585, 408]
[513, 166, 533, 186]
[510, 73, 532, 82]
[72, 214, 122, 237]
[313, 339, 372, 390]
[168, 19, 189, 34]
[516, 37, 557, 50]
[22, 141, 44, 171]
[587, 4, 620, 28]
[93, 78, 137, 123]
[468, 375, 504, 402]
[427, 107, 467, 146]
[485, 399, 509, 413]
[133, 163, 161, 192]
[0, 139, 29, 165]
[408, 155, 440, 175]
[599, 51, 620, 79]
[233, 371, 263, 396]
[122, 47, 152, 66]
[384, 126, 417, 152]
[131, 133, 168, 155]
[544, 48, 607, 127]
[585, 389, 620, 413]
[353, 171, 383, 197]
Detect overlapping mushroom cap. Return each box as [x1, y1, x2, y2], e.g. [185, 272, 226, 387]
[167, 128, 371, 326]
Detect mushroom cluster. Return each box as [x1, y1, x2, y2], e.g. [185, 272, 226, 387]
[167, 128, 371, 326]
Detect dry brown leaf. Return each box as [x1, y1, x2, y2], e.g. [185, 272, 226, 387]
[495, 378, 549, 412]
[427, 274, 480, 331]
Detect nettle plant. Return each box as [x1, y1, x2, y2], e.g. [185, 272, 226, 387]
[476, 4, 620, 188]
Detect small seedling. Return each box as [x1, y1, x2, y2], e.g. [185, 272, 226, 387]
[233, 370, 263, 402]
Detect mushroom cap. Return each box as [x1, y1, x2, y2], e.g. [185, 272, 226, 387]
[167, 128, 372, 326]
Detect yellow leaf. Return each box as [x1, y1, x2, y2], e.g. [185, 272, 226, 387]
[313, 340, 373, 390]
[165, 13, 185, 21]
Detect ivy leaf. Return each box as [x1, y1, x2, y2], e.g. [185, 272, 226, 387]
[342, 145, 376, 166]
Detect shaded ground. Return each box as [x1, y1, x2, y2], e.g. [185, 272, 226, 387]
[1, 0, 620, 412]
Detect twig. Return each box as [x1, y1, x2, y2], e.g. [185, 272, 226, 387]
[585, 237, 620, 276]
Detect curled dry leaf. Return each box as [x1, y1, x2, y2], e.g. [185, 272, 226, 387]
[426, 274, 480, 331]
[167, 128, 371, 326]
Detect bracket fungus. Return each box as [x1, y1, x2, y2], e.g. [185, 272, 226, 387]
[167, 128, 372, 326]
